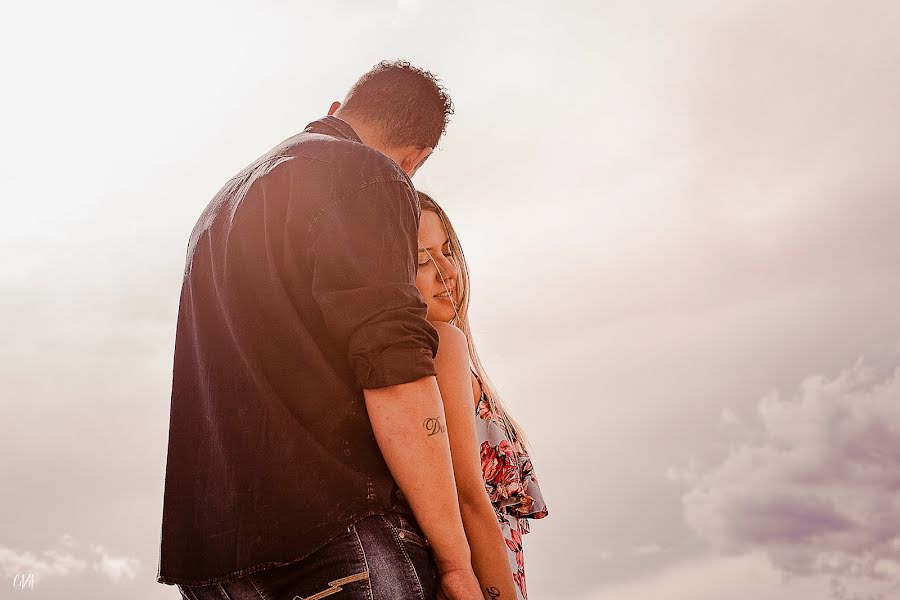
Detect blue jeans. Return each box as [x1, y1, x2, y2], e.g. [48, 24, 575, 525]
[176, 511, 437, 600]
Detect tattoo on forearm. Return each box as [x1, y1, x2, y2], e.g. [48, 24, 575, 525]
[423, 417, 445, 436]
[486, 586, 500, 599]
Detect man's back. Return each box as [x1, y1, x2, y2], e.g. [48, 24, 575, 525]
[158, 116, 438, 585]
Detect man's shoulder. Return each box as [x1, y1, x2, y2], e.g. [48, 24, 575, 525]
[288, 133, 409, 188]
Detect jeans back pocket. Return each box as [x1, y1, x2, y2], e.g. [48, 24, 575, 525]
[383, 511, 431, 550]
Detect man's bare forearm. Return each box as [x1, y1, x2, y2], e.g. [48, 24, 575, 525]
[364, 375, 473, 572]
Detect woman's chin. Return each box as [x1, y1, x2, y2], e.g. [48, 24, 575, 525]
[426, 311, 455, 325]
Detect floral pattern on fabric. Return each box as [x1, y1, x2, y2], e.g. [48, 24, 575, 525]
[480, 439, 524, 504]
[474, 383, 548, 600]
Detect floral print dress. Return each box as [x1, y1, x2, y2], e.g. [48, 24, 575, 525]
[474, 376, 548, 600]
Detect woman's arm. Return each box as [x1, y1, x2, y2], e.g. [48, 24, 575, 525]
[432, 321, 518, 600]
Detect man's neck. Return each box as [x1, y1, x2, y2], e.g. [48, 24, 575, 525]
[330, 111, 428, 177]
[333, 112, 389, 154]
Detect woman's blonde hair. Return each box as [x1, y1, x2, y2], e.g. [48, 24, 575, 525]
[417, 192, 530, 450]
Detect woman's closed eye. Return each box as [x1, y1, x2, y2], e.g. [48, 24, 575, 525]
[417, 246, 452, 267]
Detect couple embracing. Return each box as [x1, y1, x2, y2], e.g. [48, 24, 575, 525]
[157, 60, 548, 600]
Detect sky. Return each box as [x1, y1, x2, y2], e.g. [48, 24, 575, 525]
[2, 0, 899, 598]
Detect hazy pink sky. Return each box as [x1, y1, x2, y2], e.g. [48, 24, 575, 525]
[2, 1, 899, 598]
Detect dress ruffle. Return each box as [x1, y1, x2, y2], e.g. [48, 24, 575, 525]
[475, 391, 549, 526]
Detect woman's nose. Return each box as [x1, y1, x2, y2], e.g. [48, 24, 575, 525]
[434, 254, 458, 283]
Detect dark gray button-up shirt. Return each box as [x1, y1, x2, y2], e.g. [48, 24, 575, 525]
[157, 116, 439, 585]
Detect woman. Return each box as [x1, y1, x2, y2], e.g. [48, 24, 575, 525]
[415, 192, 548, 600]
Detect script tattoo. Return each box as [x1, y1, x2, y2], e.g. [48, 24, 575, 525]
[486, 586, 501, 599]
[423, 417, 445, 436]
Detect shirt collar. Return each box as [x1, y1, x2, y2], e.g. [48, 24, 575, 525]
[303, 115, 363, 144]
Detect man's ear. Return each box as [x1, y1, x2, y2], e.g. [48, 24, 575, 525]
[328, 101, 341, 116]
[400, 146, 433, 176]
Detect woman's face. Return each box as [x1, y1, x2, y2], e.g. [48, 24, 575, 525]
[415, 210, 459, 323]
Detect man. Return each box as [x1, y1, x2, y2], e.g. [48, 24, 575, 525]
[158, 61, 483, 600]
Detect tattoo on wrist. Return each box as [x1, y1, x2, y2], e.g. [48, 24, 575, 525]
[423, 417, 445, 436]
[486, 586, 500, 599]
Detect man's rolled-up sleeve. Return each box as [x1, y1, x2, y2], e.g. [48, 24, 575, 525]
[305, 179, 439, 389]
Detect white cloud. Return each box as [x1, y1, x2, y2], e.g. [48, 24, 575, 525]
[682, 359, 900, 587]
[665, 457, 701, 485]
[90, 545, 141, 582]
[633, 544, 665, 556]
[0, 547, 87, 579]
[0, 536, 140, 584]
[583, 553, 899, 600]
[720, 407, 738, 425]
[396, 0, 419, 12]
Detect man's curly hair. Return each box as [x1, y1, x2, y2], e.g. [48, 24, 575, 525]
[340, 60, 454, 149]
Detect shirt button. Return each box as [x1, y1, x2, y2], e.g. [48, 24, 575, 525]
[398, 531, 405, 539]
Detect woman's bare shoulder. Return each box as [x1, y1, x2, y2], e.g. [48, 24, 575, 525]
[431, 322, 481, 402]
[432, 322, 471, 369]
[431, 321, 468, 351]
